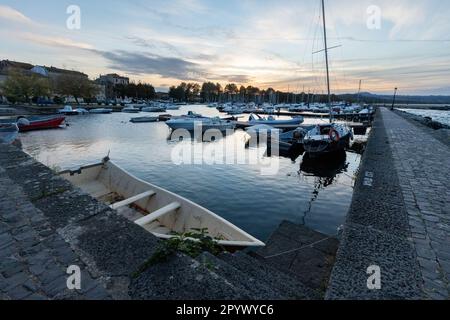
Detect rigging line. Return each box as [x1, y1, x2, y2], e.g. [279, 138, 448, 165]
[263, 236, 334, 259]
[326, 0, 348, 90]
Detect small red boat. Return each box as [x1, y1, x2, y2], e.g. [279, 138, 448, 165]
[17, 116, 66, 132]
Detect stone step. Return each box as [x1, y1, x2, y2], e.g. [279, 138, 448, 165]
[129, 253, 254, 300]
[253, 221, 339, 295]
[196, 252, 289, 300]
[219, 251, 319, 299]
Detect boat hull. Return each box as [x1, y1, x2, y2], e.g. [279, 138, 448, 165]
[166, 120, 235, 132]
[303, 133, 351, 156]
[130, 117, 158, 123]
[249, 118, 304, 126]
[59, 160, 264, 248]
[18, 116, 65, 132]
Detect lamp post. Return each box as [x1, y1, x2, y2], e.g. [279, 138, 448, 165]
[391, 87, 398, 110]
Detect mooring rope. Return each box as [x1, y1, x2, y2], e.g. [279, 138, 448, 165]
[263, 236, 333, 259]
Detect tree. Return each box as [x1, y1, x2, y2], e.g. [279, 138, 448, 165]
[54, 73, 98, 103]
[2, 70, 51, 104]
[169, 85, 185, 101]
[201, 82, 218, 102]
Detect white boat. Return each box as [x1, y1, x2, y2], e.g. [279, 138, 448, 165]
[166, 117, 235, 132]
[58, 105, 79, 115]
[90, 108, 113, 114]
[248, 113, 304, 126]
[122, 106, 140, 113]
[58, 105, 90, 115]
[0, 122, 19, 144]
[165, 104, 180, 110]
[142, 106, 166, 113]
[59, 158, 264, 248]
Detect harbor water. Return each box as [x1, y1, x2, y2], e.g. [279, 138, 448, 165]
[400, 108, 450, 126]
[19, 105, 363, 241]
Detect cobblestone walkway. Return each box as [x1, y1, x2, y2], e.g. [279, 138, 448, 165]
[0, 166, 110, 300]
[381, 108, 450, 299]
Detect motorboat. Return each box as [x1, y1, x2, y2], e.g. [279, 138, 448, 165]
[248, 113, 304, 126]
[59, 157, 264, 248]
[16, 115, 66, 132]
[58, 105, 80, 115]
[245, 124, 281, 143]
[142, 106, 167, 113]
[130, 116, 158, 123]
[165, 104, 181, 110]
[122, 106, 140, 113]
[166, 117, 235, 132]
[0, 122, 19, 144]
[90, 108, 113, 114]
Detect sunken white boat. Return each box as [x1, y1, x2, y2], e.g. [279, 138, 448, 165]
[59, 158, 264, 248]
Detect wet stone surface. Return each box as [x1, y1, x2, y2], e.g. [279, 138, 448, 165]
[383, 108, 450, 299]
[327, 108, 449, 300]
[327, 109, 425, 300]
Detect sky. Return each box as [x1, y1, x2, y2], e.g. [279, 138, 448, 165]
[0, 0, 449, 95]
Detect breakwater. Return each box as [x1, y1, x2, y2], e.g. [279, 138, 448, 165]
[327, 108, 450, 300]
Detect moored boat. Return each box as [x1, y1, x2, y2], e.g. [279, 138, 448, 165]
[142, 106, 166, 113]
[122, 106, 141, 113]
[17, 115, 66, 132]
[248, 113, 304, 126]
[59, 158, 264, 248]
[302, 123, 353, 156]
[166, 117, 235, 132]
[90, 108, 113, 114]
[130, 116, 158, 123]
[58, 105, 80, 115]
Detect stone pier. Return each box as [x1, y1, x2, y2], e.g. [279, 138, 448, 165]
[327, 108, 450, 300]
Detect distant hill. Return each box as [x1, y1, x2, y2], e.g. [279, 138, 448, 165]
[338, 92, 450, 105]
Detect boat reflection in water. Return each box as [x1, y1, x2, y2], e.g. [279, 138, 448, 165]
[299, 150, 349, 226]
[300, 150, 348, 179]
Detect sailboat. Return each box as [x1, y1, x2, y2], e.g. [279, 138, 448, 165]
[303, 0, 353, 156]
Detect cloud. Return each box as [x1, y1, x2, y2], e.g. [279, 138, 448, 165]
[218, 74, 252, 84]
[21, 33, 94, 50]
[0, 5, 33, 24]
[126, 36, 182, 55]
[94, 50, 207, 80]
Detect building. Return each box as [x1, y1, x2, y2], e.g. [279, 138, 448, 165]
[0, 59, 90, 102]
[0, 59, 88, 80]
[96, 73, 129, 86]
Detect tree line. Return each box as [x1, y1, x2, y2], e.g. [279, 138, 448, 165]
[1, 70, 99, 104]
[168, 81, 345, 104]
[107, 82, 156, 100]
[1, 70, 157, 104]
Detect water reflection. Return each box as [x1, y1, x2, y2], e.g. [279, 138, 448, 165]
[19, 106, 361, 240]
[298, 151, 349, 230]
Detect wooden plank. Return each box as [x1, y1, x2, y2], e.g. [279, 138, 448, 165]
[135, 202, 181, 226]
[110, 190, 155, 210]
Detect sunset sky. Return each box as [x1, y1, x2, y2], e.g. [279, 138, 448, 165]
[1, 0, 449, 94]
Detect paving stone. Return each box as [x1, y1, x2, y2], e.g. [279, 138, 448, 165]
[327, 109, 450, 300]
[7, 285, 33, 299]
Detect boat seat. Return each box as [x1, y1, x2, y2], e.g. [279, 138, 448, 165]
[110, 190, 155, 210]
[135, 202, 181, 227]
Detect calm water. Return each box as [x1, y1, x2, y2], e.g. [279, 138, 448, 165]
[400, 108, 450, 126]
[19, 105, 362, 241]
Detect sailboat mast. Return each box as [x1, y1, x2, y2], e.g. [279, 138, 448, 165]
[321, 0, 332, 123]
